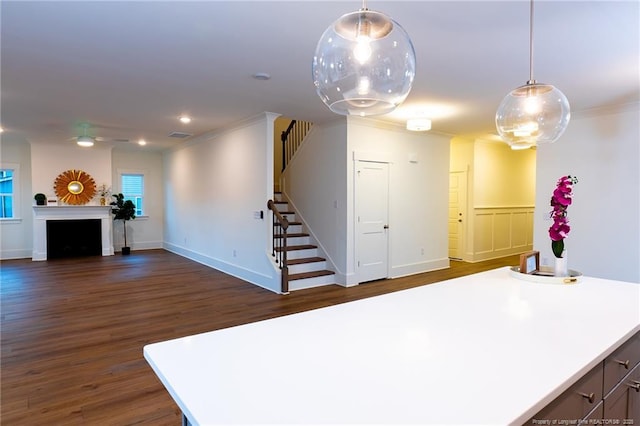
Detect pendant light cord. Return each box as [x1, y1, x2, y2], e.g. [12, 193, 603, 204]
[528, 0, 535, 84]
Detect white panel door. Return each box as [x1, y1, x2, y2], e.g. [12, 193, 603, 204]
[356, 161, 389, 283]
[448, 171, 467, 260]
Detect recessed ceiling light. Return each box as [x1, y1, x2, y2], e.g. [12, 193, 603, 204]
[0, 126, 4, 133]
[138, 139, 147, 146]
[406, 118, 432, 132]
[253, 72, 271, 81]
[179, 115, 192, 124]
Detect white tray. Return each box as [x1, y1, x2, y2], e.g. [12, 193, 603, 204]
[509, 266, 582, 284]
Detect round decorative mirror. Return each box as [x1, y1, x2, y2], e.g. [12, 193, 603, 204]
[54, 169, 96, 205]
[68, 181, 84, 194]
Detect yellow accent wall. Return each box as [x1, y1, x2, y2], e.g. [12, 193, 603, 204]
[473, 140, 536, 207]
[450, 137, 536, 262]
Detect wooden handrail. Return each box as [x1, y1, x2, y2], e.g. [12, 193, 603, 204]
[267, 199, 289, 294]
[281, 120, 296, 172]
[280, 119, 312, 172]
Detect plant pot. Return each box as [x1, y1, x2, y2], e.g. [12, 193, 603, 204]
[121, 247, 131, 255]
[554, 250, 568, 277]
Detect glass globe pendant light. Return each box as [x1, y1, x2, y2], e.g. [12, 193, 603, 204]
[496, 0, 570, 146]
[312, 1, 416, 116]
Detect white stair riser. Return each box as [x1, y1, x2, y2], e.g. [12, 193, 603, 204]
[289, 274, 335, 291]
[285, 248, 318, 260]
[286, 224, 303, 233]
[275, 225, 303, 235]
[273, 194, 334, 291]
[275, 236, 309, 246]
[279, 214, 296, 224]
[288, 261, 327, 275]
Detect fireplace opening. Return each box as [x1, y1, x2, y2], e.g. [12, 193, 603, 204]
[46, 219, 102, 259]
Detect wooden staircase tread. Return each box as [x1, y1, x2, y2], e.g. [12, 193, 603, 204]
[289, 270, 335, 281]
[274, 233, 309, 239]
[288, 257, 326, 265]
[275, 221, 301, 226]
[274, 244, 316, 252]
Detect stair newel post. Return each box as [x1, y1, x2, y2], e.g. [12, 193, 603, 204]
[281, 224, 288, 294]
[267, 199, 290, 293]
[271, 212, 276, 260]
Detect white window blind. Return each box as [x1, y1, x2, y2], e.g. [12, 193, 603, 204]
[121, 173, 144, 216]
[0, 169, 15, 218]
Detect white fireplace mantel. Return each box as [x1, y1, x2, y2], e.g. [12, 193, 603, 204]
[32, 206, 114, 261]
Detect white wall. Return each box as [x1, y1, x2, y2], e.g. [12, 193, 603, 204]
[283, 116, 450, 286]
[348, 118, 451, 282]
[112, 150, 164, 251]
[281, 119, 347, 279]
[31, 143, 113, 201]
[469, 140, 536, 261]
[0, 135, 33, 259]
[534, 105, 640, 283]
[163, 113, 281, 292]
[0, 134, 165, 259]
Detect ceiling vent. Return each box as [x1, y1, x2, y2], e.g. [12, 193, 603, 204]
[168, 131, 192, 139]
[113, 138, 130, 143]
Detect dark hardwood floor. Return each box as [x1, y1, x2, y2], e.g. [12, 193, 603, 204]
[1, 250, 520, 425]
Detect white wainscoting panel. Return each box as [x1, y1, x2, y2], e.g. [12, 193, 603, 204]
[471, 207, 534, 262]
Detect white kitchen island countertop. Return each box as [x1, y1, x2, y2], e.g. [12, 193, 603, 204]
[144, 267, 640, 425]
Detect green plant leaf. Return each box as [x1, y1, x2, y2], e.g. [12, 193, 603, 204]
[551, 239, 565, 258]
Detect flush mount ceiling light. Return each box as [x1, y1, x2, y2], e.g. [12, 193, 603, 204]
[76, 122, 95, 147]
[495, 0, 570, 145]
[312, 0, 416, 117]
[179, 115, 192, 124]
[406, 118, 431, 132]
[77, 136, 95, 147]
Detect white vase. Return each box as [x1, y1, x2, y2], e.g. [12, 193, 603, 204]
[554, 250, 568, 277]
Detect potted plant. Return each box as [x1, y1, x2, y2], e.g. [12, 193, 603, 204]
[34, 193, 47, 206]
[110, 193, 136, 255]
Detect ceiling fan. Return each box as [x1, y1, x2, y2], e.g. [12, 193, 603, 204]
[72, 122, 132, 147]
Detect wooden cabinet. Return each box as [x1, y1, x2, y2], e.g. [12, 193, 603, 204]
[582, 401, 604, 425]
[527, 331, 640, 425]
[603, 362, 640, 421]
[529, 361, 603, 421]
[604, 331, 640, 396]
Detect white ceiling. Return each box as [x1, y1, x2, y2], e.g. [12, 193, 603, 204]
[2, 1, 638, 150]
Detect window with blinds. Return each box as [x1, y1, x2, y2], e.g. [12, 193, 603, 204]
[0, 169, 14, 218]
[121, 173, 144, 216]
